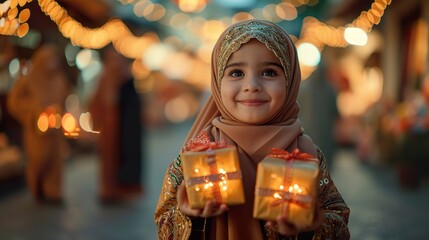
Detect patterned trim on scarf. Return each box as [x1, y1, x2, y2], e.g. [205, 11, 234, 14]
[217, 20, 291, 91]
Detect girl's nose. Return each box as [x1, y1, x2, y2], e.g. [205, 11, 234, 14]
[243, 74, 262, 92]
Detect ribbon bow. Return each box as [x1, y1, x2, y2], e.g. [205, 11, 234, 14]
[266, 148, 318, 217]
[186, 131, 228, 152]
[268, 148, 318, 162]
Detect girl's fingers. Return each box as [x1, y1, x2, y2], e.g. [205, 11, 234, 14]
[177, 184, 228, 217]
[177, 182, 200, 216]
[276, 216, 298, 235]
[265, 218, 299, 235]
[265, 202, 325, 235]
[200, 201, 228, 218]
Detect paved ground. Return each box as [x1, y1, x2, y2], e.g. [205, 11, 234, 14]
[0, 121, 428, 240]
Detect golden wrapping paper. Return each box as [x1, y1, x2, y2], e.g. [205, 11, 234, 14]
[253, 151, 319, 227]
[181, 147, 245, 209]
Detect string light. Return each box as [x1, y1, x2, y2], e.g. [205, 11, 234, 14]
[0, 0, 31, 37]
[37, 0, 159, 58]
[1, 0, 394, 80]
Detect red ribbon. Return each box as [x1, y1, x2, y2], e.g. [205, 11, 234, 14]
[268, 148, 318, 162]
[185, 131, 231, 203]
[266, 148, 318, 219]
[270, 191, 313, 208]
[189, 141, 228, 152]
[186, 131, 228, 152]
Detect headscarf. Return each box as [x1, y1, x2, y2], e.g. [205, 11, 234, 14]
[183, 20, 317, 240]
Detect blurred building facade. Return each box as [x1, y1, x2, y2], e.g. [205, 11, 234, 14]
[326, 0, 429, 188]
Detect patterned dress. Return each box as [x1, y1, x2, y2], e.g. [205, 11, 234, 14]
[155, 131, 350, 240]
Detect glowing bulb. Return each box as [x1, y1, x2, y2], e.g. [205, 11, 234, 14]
[344, 27, 368, 46]
[37, 113, 49, 132]
[297, 42, 321, 67]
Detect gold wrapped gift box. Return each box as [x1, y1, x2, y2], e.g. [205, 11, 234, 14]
[253, 149, 319, 227]
[181, 147, 245, 209]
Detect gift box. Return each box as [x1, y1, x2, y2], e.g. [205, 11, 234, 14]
[181, 143, 245, 209]
[253, 148, 319, 227]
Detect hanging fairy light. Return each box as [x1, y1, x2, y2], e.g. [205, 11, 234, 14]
[344, 27, 368, 46]
[172, 0, 209, 13]
[0, 0, 31, 37]
[297, 42, 321, 67]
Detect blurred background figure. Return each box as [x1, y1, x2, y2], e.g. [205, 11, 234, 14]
[298, 63, 339, 170]
[6, 44, 71, 204]
[88, 45, 143, 204]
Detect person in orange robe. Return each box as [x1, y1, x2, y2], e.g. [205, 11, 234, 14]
[7, 44, 71, 203]
[88, 45, 143, 203]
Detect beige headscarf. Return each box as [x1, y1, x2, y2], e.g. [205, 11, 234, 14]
[184, 20, 317, 240]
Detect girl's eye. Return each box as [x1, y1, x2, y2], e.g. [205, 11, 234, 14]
[229, 70, 244, 77]
[262, 69, 277, 77]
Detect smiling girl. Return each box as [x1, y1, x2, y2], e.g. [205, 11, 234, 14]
[155, 20, 350, 240]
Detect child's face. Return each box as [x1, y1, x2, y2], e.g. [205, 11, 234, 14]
[220, 39, 287, 124]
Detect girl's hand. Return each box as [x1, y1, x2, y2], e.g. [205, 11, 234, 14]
[177, 182, 228, 218]
[265, 202, 324, 236]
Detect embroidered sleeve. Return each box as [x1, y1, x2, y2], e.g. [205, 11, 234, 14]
[154, 155, 192, 240]
[312, 147, 350, 239]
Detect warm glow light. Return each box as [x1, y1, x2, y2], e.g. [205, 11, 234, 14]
[262, 4, 280, 22]
[79, 112, 100, 134]
[0, 0, 31, 38]
[344, 27, 368, 46]
[276, 2, 297, 21]
[0, 1, 11, 16]
[7, 7, 17, 20]
[48, 113, 57, 128]
[164, 96, 191, 123]
[145, 3, 165, 22]
[202, 20, 226, 41]
[177, 0, 207, 13]
[131, 59, 151, 80]
[232, 12, 254, 23]
[54, 114, 62, 129]
[161, 52, 191, 80]
[62, 113, 76, 133]
[16, 22, 28, 37]
[18, 8, 30, 23]
[297, 42, 321, 67]
[37, 113, 49, 132]
[7, 0, 392, 91]
[76, 49, 95, 70]
[142, 43, 174, 70]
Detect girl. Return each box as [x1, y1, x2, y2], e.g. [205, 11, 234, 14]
[155, 20, 350, 239]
